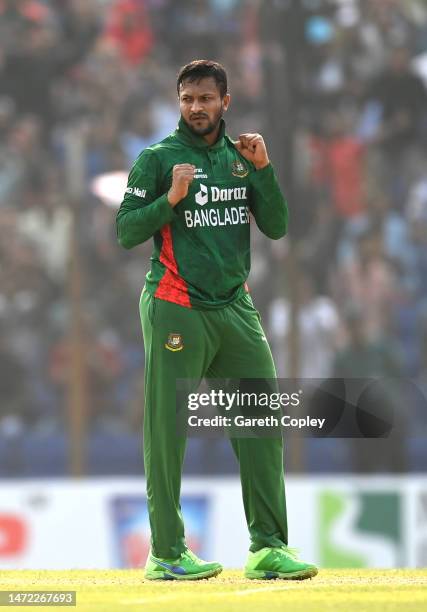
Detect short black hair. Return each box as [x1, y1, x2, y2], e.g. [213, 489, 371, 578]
[177, 60, 228, 98]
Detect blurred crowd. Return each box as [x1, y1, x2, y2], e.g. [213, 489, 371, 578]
[0, 0, 426, 475]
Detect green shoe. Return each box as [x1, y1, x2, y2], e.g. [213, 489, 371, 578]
[244, 546, 318, 580]
[144, 547, 223, 581]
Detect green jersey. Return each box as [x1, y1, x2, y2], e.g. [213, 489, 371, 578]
[116, 117, 288, 309]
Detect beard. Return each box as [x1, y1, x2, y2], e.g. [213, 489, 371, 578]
[184, 106, 224, 136]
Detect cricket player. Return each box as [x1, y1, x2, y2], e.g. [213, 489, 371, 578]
[116, 60, 317, 581]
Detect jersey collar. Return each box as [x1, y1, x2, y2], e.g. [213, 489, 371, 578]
[175, 116, 226, 150]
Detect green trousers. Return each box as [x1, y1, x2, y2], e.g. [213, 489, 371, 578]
[139, 287, 288, 558]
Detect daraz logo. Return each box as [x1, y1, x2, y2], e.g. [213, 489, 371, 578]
[318, 490, 402, 568]
[195, 184, 209, 206]
[195, 183, 247, 206]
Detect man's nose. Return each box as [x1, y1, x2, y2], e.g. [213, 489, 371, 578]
[190, 99, 203, 113]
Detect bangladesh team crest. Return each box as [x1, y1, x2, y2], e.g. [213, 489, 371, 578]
[231, 160, 249, 178]
[165, 333, 184, 352]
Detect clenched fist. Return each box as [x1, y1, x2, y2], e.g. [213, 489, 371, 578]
[234, 133, 270, 170]
[167, 164, 195, 207]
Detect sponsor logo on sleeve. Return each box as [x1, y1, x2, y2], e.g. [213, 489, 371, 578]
[126, 187, 147, 198]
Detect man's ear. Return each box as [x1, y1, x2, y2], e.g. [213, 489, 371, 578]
[222, 93, 231, 112]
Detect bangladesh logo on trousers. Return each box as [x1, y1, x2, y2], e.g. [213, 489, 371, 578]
[165, 333, 184, 352]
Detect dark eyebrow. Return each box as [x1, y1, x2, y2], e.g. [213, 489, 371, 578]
[181, 92, 215, 97]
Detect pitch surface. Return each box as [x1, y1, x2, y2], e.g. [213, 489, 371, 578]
[0, 569, 426, 611]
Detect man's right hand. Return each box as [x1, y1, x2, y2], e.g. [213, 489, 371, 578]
[167, 164, 195, 207]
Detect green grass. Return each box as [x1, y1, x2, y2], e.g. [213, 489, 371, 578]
[0, 569, 426, 612]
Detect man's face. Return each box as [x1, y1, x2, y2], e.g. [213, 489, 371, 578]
[178, 77, 230, 136]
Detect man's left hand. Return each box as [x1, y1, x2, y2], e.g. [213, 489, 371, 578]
[234, 133, 270, 170]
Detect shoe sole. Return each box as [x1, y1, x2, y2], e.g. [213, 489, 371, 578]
[245, 567, 318, 580]
[145, 567, 223, 581]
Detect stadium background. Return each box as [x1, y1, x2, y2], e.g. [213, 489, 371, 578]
[0, 0, 426, 570]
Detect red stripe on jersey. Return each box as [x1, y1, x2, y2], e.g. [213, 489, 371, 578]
[155, 224, 191, 307]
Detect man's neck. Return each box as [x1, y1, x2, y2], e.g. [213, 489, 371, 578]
[202, 124, 221, 146]
[177, 116, 225, 148]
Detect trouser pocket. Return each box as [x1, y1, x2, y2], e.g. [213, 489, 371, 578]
[140, 287, 157, 326]
[148, 294, 157, 325]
